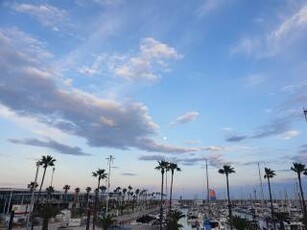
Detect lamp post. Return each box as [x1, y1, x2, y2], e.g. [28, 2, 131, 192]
[50, 167, 55, 187]
[105, 155, 114, 217]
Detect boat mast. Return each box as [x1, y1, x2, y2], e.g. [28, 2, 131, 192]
[206, 160, 210, 203]
[258, 163, 265, 212]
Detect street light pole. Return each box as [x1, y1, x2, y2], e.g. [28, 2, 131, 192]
[105, 155, 114, 217]
[50, 167, 55, 187]
[26, 161, 40, 230]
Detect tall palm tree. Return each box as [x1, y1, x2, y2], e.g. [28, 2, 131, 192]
[74, 187, 80, 207]
[38, 155, 56, 199]
[291, 162, 307, 215]
[155, 160, 170, 230]
[92, 168, 107, 230]
[85, 187, 92, 208]
[63, 184, 70, 204]
[218, 165, 235, 230]
[92, 169, 108, 191]
[264, 167, 276, 230]
[127, 185, 133, 202]
[168, 162, 181, 212]
[122, 188, 127, 202]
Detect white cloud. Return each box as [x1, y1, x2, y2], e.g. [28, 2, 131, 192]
[244, 74, 265, 87]
[79, 37, 182, 81]
[0, 28, 194, 154]
[171, 111, 199, 126]
[278, 130, 299, 140]
[11, 3, 69, 32]
[231, 4, 307, 58]
[196, 0, 228, 18]
[269, 5, 307, 41]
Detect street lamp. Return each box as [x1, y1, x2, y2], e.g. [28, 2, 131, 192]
[304, 107, 307, 122]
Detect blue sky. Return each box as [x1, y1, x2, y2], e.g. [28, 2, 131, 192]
[0, 0, 307, 199]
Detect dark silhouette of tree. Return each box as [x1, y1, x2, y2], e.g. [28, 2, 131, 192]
[264, 167, 276, 230]
[155, 160, 170, 230]
[46, 186, 54, 200]
[85, 186, 92, 208]
[168, 162, 181, 212]
[38, 155, 56, 199]
[218, 165, 235, 230]
[231, 215, 251, 230]
[92, 168, 107, 230]
[63, 184, 70, 204]
[166, 209, 184, 230]
[291, 162, 307, 215]
[28, 181, 38, 192]
[274, 212, 289, 230]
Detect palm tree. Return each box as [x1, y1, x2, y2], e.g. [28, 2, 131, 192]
[92, 169, 108, 192]
[63, 184, 70, 204]
[264, 167, 276, 230]
[231, 215, 251, 230]
[92, 168, 108, 230]
[155, 160, 170, 230]
[28, 181, 38, 192]
[168, 162, 181, 212]
[218, 165, 235, 230]
[100, 214, 116, 230]
[127, 185, 133, 202]
[166, 209, 184, 230]
[85, 187, 92, 208]
[74, 187, 80, 207]
[46, 186, 54, 200]
[291, 162, 307, 215]
[122, 188, 127, 201]
[274, 212, 289, 230]
[38, 155, 56, 199]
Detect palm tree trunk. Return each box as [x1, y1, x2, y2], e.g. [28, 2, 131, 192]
[169, 171, 174, 212]
[38, 167, 47, 199]
[267, 178, 276, 230]
[93, 179, 101, 230]
[298, 175, 306, 215]
[160, 171, 164, 230]
[226, 175, 233, 230]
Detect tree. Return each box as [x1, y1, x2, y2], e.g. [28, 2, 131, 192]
[74, 187, 80, 206]
[155, 160, 170, 230]
[38, 155, 56, 199]
[218, 165, 235, 230]
[166, 209, 184, 230]
[39, 202, 57, 230]
[92, 168, 108, 230]
[274, 212, 289, 230]
[99, 214, 116, 230]
[291, 162, 307, 215]
[127, 185, 133, 202]
[264, 167, 276, 230]
[231, 215, 251, 230]
[28, 181, 38, 192]
[168, 162, 181, 212]
[63, 185, 70, 204]
[85, 187, 92, 208]
[46, 186, 54, 200]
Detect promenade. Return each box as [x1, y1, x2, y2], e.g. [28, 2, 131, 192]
[6, 206, 160, 230]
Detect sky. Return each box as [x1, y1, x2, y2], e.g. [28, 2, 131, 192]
[0, 0, 307, 199]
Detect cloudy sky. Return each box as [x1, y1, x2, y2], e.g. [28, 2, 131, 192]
[1, 0, 307, 199]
